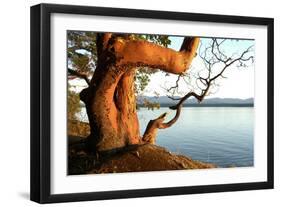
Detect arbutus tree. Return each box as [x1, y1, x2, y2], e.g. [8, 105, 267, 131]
[68, 32, 253, 154]
[68, 32, 199, 152]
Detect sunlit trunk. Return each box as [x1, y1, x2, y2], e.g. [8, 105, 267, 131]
[80, 63, 140, 152]
[79, 33, 199, 153]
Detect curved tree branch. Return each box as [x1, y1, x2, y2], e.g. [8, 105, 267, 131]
[142, 112, 168, 144]
[113, 36, 200, 75]
[140, 37, 200, 144]
[159, 105, 182, 129]
[143, 38, 254, 145]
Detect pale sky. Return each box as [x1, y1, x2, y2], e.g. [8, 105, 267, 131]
[69, 36, 255, 99]
[142, 37, 255, 99]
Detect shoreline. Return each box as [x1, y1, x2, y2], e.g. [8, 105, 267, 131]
[68, 140, 216, 175]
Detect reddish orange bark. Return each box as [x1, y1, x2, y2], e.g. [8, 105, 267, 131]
[113, 37, 199, 74]
[80, 33, 199, 152]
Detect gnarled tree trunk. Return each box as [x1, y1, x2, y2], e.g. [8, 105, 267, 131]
[80, 64, 140, 152]
[80, 33, 199, 153]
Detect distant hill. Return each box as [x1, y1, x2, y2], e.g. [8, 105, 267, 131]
[137, 96, 254, 107]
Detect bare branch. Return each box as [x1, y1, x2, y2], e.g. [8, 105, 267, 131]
[210, 45, 253, 81]
[166, 74, 182, 98]
[142, 38, 254, 145]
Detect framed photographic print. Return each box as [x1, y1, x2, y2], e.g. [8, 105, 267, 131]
[30, 3, 274, 203]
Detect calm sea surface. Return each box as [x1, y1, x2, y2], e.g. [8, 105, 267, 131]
[79, 107, 254, 168]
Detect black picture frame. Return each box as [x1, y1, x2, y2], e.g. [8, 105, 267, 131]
[30, 3, 274, 204]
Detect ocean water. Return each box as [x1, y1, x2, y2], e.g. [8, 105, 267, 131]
[78, 107, 254, 168]
[138, 107, 254, 168]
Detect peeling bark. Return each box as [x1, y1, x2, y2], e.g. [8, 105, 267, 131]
[114, 70, 141, 145]
[113, 37, 200, 74]
[81, 64, 135, 152]
[80, 52, 141, 152]
[80, 33, 200, 152]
